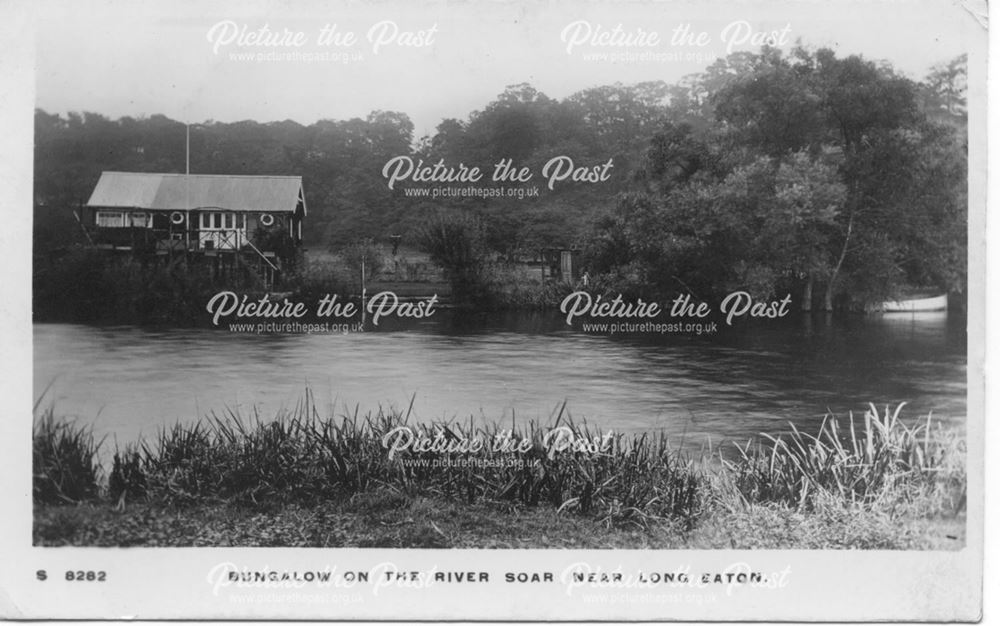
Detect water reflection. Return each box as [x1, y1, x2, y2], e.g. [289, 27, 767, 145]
[33, 310, 966, 453]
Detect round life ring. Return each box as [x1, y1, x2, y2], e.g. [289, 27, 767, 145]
[170, 211, 185, 225]
[260, 213, 275, 227]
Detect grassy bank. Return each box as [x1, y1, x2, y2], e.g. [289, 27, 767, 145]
[33, 398, 966, 548]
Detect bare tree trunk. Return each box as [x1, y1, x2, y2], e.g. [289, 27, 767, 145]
[822, 285, 834, 312]
[825, 212, 854, 312]
[801, 275, 813, 312]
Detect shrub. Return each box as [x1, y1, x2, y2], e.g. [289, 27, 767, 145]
[417, 212, 491, 304]
[340, 239, 387, 281]
[33, 249, 225, 324]
[285, 257, 350, 306]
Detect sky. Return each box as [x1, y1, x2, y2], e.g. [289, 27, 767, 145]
[33, 0, 982, 138]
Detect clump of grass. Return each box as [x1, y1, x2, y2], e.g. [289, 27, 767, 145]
[108, 444, 146, 504]
[545, 427, 701, 528]
[719, 403, 965, 514]
[32, 408, 102, 504]
[141, 405, 333, 505]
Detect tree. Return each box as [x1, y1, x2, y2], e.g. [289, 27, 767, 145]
[711, 47, 955, 309]
[924, 54, 968, 117]
[586, 47, 965, 310]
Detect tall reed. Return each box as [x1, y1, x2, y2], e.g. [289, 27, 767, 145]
[719, 403, 965, 513]
[32, 408, 102, 504]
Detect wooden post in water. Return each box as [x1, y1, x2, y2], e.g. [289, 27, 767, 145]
[361, 255, 367, 326]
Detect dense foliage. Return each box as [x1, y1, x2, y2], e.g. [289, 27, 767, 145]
[585, 49, 968, 308]
[34, 47, 967, 310]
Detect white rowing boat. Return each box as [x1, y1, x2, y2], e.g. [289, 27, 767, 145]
[881, 293, 948, 312]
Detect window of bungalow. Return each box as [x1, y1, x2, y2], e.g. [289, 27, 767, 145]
[129, 212, 149, 227]
[200, 212, 242, 230]
[96, 211, 124, 227]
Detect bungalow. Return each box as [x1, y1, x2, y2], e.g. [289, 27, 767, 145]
[84, 172, 306, 261]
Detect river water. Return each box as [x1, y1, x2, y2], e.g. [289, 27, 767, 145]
[33, 311, 967, 453]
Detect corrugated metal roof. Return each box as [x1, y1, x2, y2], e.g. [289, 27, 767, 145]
[87, 172, 306, 214]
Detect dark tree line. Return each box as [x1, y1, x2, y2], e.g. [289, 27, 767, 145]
[34, 47, 967, 309]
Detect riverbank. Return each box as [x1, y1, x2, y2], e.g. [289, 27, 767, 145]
[31, 246, 562, 326]
[33, 399, 966, 549]
[35, 493, 964, 549]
